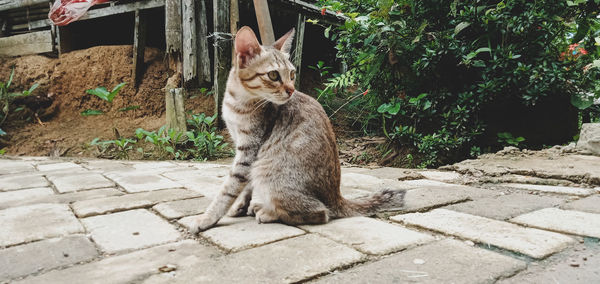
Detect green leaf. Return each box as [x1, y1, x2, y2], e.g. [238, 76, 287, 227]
[570, 94, 594, 110]
[86, 87, 110, 101]
[0, 128, 6, 136]
[81, 109, 104, 116]
[118, 105, 140, 112]
[111, 82, 127, 94]
[454, 22, 470, 35]
[22, 83, 39, 96]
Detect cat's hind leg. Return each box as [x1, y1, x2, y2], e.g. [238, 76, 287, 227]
[227, 184, 253, 217]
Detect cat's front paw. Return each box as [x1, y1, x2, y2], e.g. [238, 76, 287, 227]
[189, 214, 218, 234]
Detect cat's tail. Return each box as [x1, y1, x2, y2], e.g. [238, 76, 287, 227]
[331, 189, 406, 218]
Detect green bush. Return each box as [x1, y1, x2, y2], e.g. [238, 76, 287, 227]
[317, 0, 600, 167]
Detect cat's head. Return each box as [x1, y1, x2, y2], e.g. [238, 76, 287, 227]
[234, 26, 296, 105]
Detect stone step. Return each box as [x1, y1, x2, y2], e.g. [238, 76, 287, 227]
[499, 183, 596, 196]
[391, 209, 574, 259]
[510, 208, 600, 238]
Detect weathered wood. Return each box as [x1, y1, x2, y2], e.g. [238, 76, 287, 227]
[213, 0, 231, 127]
[252, 0, 274, 45]
[195, 0, 210, 84]
[230, 0, 239, 64]
[0, 30, 52, 56]
[27, 0, 165, 30]
[293, 13, 306, 89]
[165, 0, 182, 55]
[133, 9, 148, 88]
[165, 88, 187, 133]
[182, 0, 197, 86]
[0, 0, 48, 12]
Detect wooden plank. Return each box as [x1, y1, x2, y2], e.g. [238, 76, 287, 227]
[0, 0, 48, 12]
[195, 0, 210, 84]
[230, 0, 238, 65]
[293, 13, 305, 89]
[213, 0, 230, 127]
[133, 9, 148, 88]
[165, 88, 187, 133]
[27, 0, 165, 30]
[165, 0, 182, 55]
[0, 30, 52, 56]
[182, 0, 197, 86]
[253, 0, 274, 45]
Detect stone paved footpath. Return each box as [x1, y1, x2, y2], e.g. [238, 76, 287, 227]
[1, 148, 600, 283]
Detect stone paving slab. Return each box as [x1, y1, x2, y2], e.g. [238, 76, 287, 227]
[0, 204, 84, 247]
[511, 208, 600, 238]
[47, 173, 115, 193]
[0, 188, 123, 210]
[107, 172, 184, 193]
[392, 209, 575, 259]
[81, 209, 181, 253]
[562, 195, 600, 214]
[0, 174, 48, 191]
[0, 160, 35, 175]
[0, 188, 54, 209]
[15, 240, 221, 284]
[341, 167, 424, 180]
[0, 235, 98, 281]
[152, 197, 212, 219]
[179, 216, 305, 251]
[144, 234, 365, 284]
[300, 217, 434, 255]
[499, 183, 595, 196]
[72, 188, 201, 217]
[418, 170, 462, 182]
[400, 187, 473, 213]
[402, 179, 462, 188]
[161, 170, 224, 197]
[341, 173, 414, 192]
[36, 162, 84, 172]
[316, 239, 526, 284]
[444, 193, 566, 220]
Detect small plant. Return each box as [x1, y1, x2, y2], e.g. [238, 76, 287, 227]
[185, 113, 230, 160]
[0, 68, 39, 134]
[308, 60, 332, 79]
[90, 137, 136, 159]
[497, 132, 526, 147]
[135, 125, 186, 160]
[82, 82, 127, 116]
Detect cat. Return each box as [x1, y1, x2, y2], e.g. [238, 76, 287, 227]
[190, 26, 405, 233]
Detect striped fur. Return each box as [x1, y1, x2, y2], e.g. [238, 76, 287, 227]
[190, 27, 404, 233]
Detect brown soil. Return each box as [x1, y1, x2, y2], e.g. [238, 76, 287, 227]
[0, 45, 213, 156]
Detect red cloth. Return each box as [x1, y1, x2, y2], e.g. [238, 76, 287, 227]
[48, 0, 110, 26]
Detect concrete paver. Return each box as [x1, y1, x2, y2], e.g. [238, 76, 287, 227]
[392, 208, 574, 258]
[161, 170, 224, 197]
[316, 239, 526, 284]
[401, 186, 472, 212]
[0, 174, 48, 191]
[14, 240, 221, 284]
[107, 173, 183, 193]
[300, 217, 434, 255]
[500, 183, 595, 196]
[0, 187, 54, 209]
[47, 173, 115, 193]
[0, 188, 123, 210]
[72, 188, 201, 217]
[0, 203, 84, 247]
[0, 160, 35, 175]
[511, 208, 600, 238]
[152, 197, 212, 219]
[341, 172, 413, 191]
[0, 235, 98, 281]
[444, 193, 566, 220]
[81, 209, 181, 253]
[179, 216, 305, 251]
[562, 195, 600, 214]
[36, 162, 84, 172]
[144, 234, 365, 284]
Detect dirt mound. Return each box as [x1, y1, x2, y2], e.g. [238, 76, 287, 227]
[0, 45, 213, 156]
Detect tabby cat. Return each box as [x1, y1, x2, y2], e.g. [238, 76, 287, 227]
[191, 26, 405, 233]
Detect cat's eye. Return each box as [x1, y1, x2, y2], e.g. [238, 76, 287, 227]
[267, 71, 280, 81]
[290, 70, 296, 80]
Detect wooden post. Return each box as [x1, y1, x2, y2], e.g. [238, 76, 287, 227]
[230, 0, 239, 65]
[213, 0, 231, 127]
[165, 0, 183, 74]
[182, 0, 197, 86]
[133, 9, 147, 88]
[293, 13, 306, 89]
[165, 88, 187, 132]
[196, 0, 211, 85]
[252, 0, 274, 45]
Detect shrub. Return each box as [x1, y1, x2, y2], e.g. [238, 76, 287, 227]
[0, 68, 39, 135]
[317, 0, 600, 166]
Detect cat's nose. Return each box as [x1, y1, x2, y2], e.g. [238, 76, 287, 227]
[284, 84, 295, 97]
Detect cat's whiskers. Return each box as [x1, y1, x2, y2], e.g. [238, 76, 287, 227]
[251, 98, 269, 114]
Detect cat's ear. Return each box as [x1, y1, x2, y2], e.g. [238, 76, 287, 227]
[235, 26, 262, 67]
[273, 28, 295, 55]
